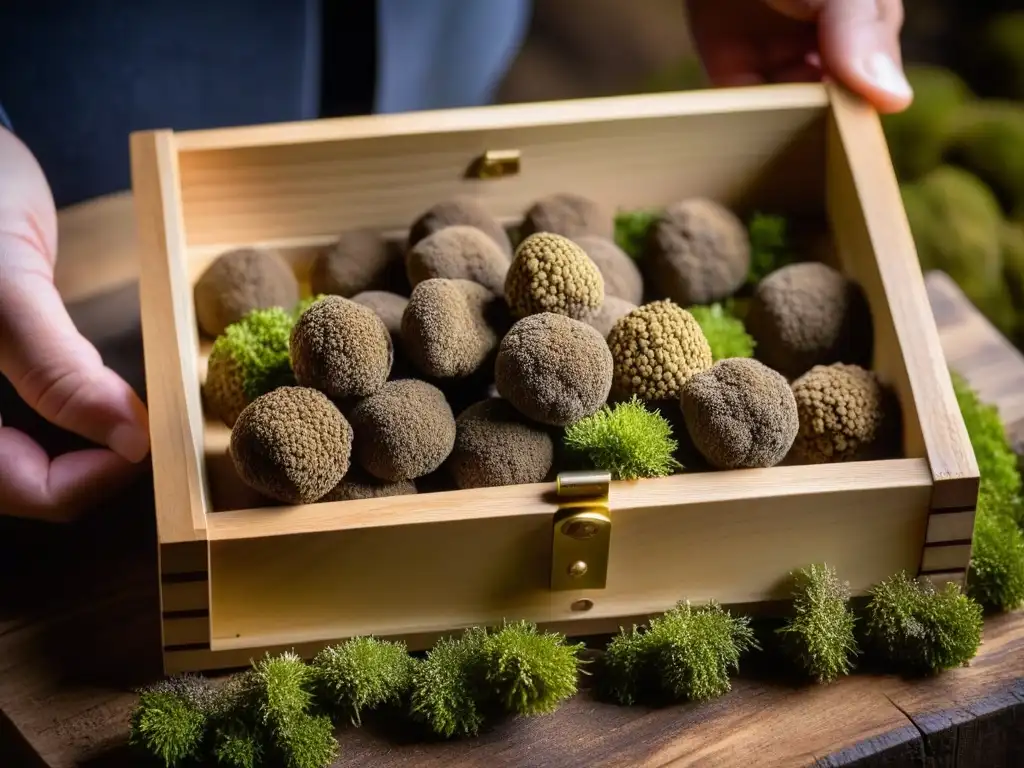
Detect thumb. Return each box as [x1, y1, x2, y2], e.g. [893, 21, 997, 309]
[817, 0, 913, 114]
[0, 247, 150, 464]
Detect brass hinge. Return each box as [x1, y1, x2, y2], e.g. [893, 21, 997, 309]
[465, 149, 521, 180]
[550, 470, 612, 591]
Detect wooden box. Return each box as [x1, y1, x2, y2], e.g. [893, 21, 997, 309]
[129, 82, 980, 676]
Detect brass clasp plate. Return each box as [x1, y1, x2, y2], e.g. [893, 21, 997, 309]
[466, 149, 521, 179]
[551, 470, 612, 591]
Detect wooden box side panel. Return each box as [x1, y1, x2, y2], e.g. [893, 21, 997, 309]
[823, 84, 980, 583]
[205, 460, 932, 655]
[172, 85, 829, 258]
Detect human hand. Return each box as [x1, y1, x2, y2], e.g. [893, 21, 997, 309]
[686, 0, 913, 114]
[0, 128, 150, 523]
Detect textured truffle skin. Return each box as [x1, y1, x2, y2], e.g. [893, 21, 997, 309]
[230, 386, 352, 504]
[746, 262, 873, 379]
[193, 247, 300, 337]
[401, 278, 502, 378]
[309, 229, 397, 297]
[290, 295, 393, 400]
[407, 197, 513, 259]
[680, 358, 799, 469]
[448, 398, 555, 489]
[519, 192, 614, 240]
[406, 225, 509, 294]
[606, 300, 714, 403]
[643, 198, 751, 306]
[587, 296, 638, 338]
[495, 313, 613, 426]
[349, 379, 457, 481]
[350, 290, 408, 338]
[504, 232, 605, 320]
[319, 465, 417, 502]
[574, 235, 644, 304]
[790, 363, 885, 464]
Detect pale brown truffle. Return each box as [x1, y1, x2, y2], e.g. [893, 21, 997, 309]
[290, 295, 393, 400]
[407, 197, 513, 258]
[519, 192, 614, 240]
[586, 296, 638, 338]
[230, 386, 352, 504]
[349, 379, 457, 481]
[495, 312, 613, 426]
[747, 262, 874, 379]
[351, 290, 408, 338]
[309, 229, 399, 297]
[504, 232, 605, 320]
[606, 300, 713, 403]
[643, 198, 751, 306]
[406, 225, 509, 294]
[573, 235, 644, 304]
[401, 278, 502, 379]
[448, 398, 554, 489]
[319, 465, 417, 502]
[193, 247, 300, 337]
[680, 358, 799, 469]
[789, 363, 886, 464]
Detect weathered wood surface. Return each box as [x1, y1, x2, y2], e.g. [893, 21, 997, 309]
[0, 196, 1021, 768]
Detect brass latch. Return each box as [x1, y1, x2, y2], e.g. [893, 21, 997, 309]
[466, 149, 521, 180]
[550, 470, 611, 591]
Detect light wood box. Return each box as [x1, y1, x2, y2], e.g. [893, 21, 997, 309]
[129, 82, 980, 676]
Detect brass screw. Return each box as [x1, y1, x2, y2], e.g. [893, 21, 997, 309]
[562, 519, 599, 539]
[568, 560, 588, 578]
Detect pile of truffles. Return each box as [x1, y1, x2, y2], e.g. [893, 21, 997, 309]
[193, 190, 898, 508]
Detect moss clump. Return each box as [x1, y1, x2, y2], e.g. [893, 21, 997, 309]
[407, 197, 513, 259]
[613, 208, 659, 260]
[203, 307, 297, 428]
[495, 312, 613, 427]
[606, 300, 713, 403]
[643, 198, 751, 307]
[573, 235, 644, 305]
[129, 675, 217, 766]
[193, 247, 300, 337]
[947, 100, 1024, 216]
[504, 232, 605, 320]
[230, 386, 353, 504]
[680, 358, 799, 470]
[861, 572, 983, 676]
[312, 637, 417, 726]
[309, 228, 398, 298]
[599, 601, 757, 706]
[687, 302, 755, 361]
[409, 628, 489, 739]
[405, 225, 510, 295]
[776, 564, 858, 684]
[563, 395, 680, 480]
[746, 212, 795, 285]
[519, 192, 614, 241]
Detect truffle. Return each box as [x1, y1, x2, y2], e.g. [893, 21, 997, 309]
[401, 278, 503, 378]
[203, 307, 296, 428]
[349, 379, 456, 481]
[606, 300, 713, 403]
[573, 235, 644, 304]
[230, 386, 352, 504]
[193, 247, 300, 337]
[519, 192, 614, 240]
[642, 198, 751, 306]
[587, 296, 638, 338]
[789, 363, 886, 464]
[350, 290, 408, 338]
[406, 225, 509, 294]
[290, 295, 393, 400]
[407, 197, 513, 259]
[309, 228, 400, 298]
[319, 465, 417, 502]
[447, 398, 555, 489]
[680, 358, 799, 469]
[495, 312, 613, 426]
[504, 232, 605, 320]
[746, 261, 873, 379]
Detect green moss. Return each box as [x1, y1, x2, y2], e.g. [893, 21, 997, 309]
[880, 65, 972, 182]
[948, 100, 1024, 216]
[311, 636, 417, 725]
[687, 302, 755, 361]
[999, 222, 1024, 343]
[409, 628, 488, 739]
[128, 675, 216, 766]
[563, 395, 682, 480]
[861, 572, 983, 676]
[775, 564, 858, 684]
[746, 212, 794, 284]
[476, 620, 584, 717]
[614, 208, 659, 260]
[969, 510, 1024, 613]
[598, 601, 757, 706]
[294, 294, 328, 318]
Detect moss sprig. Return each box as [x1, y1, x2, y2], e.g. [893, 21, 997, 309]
[128, 674, 217, 766]
[775, 564, 859, 684]
[687, 302, 756, 361]
[408, 628, 488, 739]
[312, 636, 417, 726]
[746, 212, 794, 284]
[563, 395, 682, 480]
[613, 208, 660, 260]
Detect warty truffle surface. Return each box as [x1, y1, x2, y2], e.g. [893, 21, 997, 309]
[519, 192, 614, 240]
[309, 228, 399, 297]
[193, 247, 300, 337]
[504, 232, 605, 320]
[573, 235, 644, 305]
[406, 225, 509, 294]
[318, 465, 418, 502]
[586, 295, 638, 338]
[407, 197, 513, 259]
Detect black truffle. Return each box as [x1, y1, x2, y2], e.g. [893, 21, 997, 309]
[319, 465, 418, 502]
[193, 247, 300, 337]
[586, 296, 638, 338]
[407, 197, 513, 259]
[309, 228, 402, 297]
[573, 235, 644, 304]
[519, 192, 614, 240]
[406, 225, 509, 294]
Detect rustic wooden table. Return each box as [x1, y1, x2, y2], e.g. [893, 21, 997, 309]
[0, 194, 1021, 768]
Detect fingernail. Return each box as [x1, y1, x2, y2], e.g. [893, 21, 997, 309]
[108, 423, 150, 463]
[858, 52, 913, 99]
